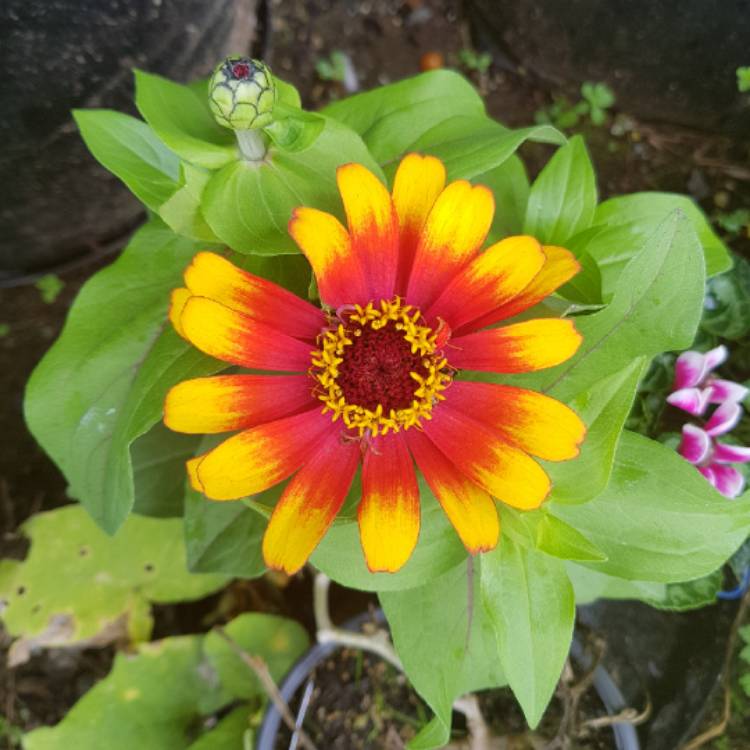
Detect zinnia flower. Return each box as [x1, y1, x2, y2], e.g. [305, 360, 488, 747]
[164, 154, 586, 574]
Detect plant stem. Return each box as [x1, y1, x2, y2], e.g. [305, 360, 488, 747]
[235, 129, 266, 161]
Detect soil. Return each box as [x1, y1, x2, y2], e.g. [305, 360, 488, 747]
[2, 0, 750, 747]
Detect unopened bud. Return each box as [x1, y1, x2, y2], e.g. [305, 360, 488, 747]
[208, 56, 276, 131]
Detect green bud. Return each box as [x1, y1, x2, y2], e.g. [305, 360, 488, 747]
[208, 56, 276, 131]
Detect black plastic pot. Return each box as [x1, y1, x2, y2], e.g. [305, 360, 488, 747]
[0, 0, 259, 280]
[257, 609, 640, 750]
[465, 0, 750, 135]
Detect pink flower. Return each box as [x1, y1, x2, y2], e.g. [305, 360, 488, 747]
[678, 423, 750, 498]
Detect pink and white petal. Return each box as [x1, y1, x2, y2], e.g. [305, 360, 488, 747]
[666, 387, 711, 416]
[673, 351, 709, 390]
[678, 424, 712, 465]
[705, 345, 729, 372]
[358, 433, 421, 573]
[708, 379, 749, 405]
[262, 429, 360, 575]
[713, 443, 750, 464]
[337, 163, 400, 300]
[698, 465, 718, 488]
[183, 252, 325, 341]
[709, 463, 745, 498]
[705, 400, 743, 437]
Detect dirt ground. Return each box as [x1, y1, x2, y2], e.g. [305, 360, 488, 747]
[2, 0, 750, 747]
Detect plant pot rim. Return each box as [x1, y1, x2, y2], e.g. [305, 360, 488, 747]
[256, 608, 640, 750]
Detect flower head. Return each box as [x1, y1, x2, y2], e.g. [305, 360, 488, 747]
[164, 154, 586, 574]
[208, 56, 276, 130]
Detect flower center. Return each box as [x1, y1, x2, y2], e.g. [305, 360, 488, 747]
[311, 299, 452, 437]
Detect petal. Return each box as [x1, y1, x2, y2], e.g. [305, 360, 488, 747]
[710, 463, 745, 498]
[708, 379, 749, 405]
[406, 180, 494, 309]
[193, 409, 335, 500]
[673, 351, 709, 390]
[705, 401, 743, 437]
[445, 381, 586, 461]
[337, 163, 399, 300]
[186, 455, 203, 492]
[666, 387, 712, 416]
[425, 236, 546, 332]
[678, 424, 711, 465]
[262, 429, 360, 574]
[358, 433, 420, 573]
[448, 319, 582, 373]
[422, 404, 551, 510]
[698, 465, 718, 488]
[169, 287, 191, 338]
[289, 206, 368, 307]
[713, 443, 750, 464]
[462, 245, 580, 333]
[164, 374, 315, 434]
[705, 344, 729, 371]
[391, 153, 446, 294]
[405, 428, 499, 553]
[180, 296, 313, 371]
[183, 252, 325, 340]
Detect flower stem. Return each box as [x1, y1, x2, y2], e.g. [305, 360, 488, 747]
[236, 128, 267, 161]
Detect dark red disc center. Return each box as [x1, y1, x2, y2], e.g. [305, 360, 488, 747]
[231, 62, 252, 79]
[337, 323, 428, 413]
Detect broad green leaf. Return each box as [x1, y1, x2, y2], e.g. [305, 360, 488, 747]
[22, 636, 223, 750]
[546, 358, 646, 503]
[523, 134, 597, 244]
[158, 163, 219, 242]
[135, 70, 237, 169]
[480, 538, 575, 728]
[24, 220, 214, 531]
[405, 117, 565, 182]
[22, 613, 305, 750]
[311, 482, 466, 592]
[381, 561, 506, 749]
[184, 485, 267, 579]
[557, 226, 605, 304]
[322, 70, 485, 164]
[131, 423, 200, 518]
[591, 192, 732, 296]
[702, 253, 750, 340]
[565, 562, 667, 604]
[479, 156, 530, 241]
[74, 109, 180, 210]
[203, 613, 308, 701]
[0, 506, 226, 662]
[535, 515, 607, 562]
[202, 116, 382, 254]
[503, 210, 706, 403]
[265, 104, 326, 152]
[553, 431, 750, 582]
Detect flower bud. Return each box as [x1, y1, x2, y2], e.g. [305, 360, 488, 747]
[208, 57, 276, 131]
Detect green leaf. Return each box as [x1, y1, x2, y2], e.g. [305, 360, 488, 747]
[74, 109, 180, 210]
[553, 431, 750, 582]
[186, 707, 253, 750]
[702, 254, 750, 340]
[565, 562, 667, 604]
[546, 358, 646, 504]
[184, 485, 267, 579]
[0, 506, 226, 662]
[404, 116, 564, 181]
[322, 70, 486, 164]
[523, 135, 597, 244]
[265, 104, 326, 152]
[202, 116, 382, 254]
[131, 423, 200, 518]
[203, 613, 308, 701]
[557, 226, 605, 304]
[134, 70, 237, 169]
[158, 163, 220, 242]
[591, 193, 732, 296]
[503, 210, 706, 403]
[480, 538, 575, 728]
[311, 483, 465, 592]
[479, 156, 530, 241]
[380, 561, 506, 749]
[535, 514, 607, 561]
[24, 220, 215, 532]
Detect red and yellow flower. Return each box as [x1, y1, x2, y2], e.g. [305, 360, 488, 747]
[164, 154, 586, 574]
